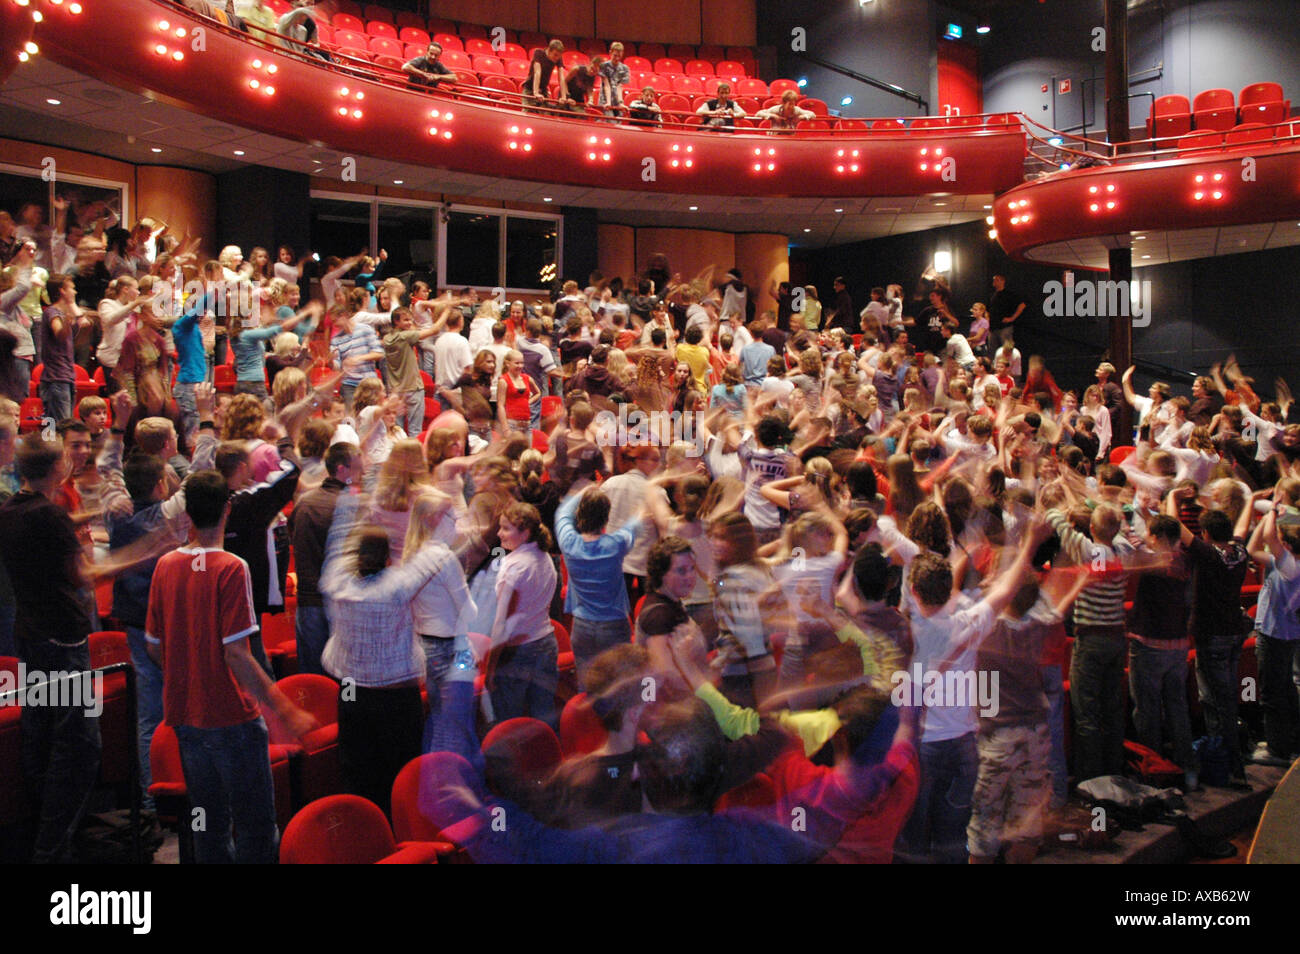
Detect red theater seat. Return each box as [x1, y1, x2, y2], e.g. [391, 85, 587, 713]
[698, 45, 725, 63]
[1225, 122, 1274, 147]
[563, 51, 590, 69]
[482, 718, 563, 788]
[672, 76, 705, 96]
[637, 42, 666, 61]
[260, 611, 298, 679]
[717, 61, 748, 81]
[504, 58, 530, 81]
[768, 79, 800, 97]
[331, 13, 363, 32]
[361, 5, 392, 24]
[442, 50, 472, 72]
[334, 0, 362, 17]
[369, 36, 402, 59]
[1146, 94, 1192, 140]
[272, 673, 340, 804]
[871, 118, 909, 130]
[736, 78, 768, 97]
[394, 11, 425, 31]
[1178, 131, 1224, 154]
[559, 693, 608, 757]
[624, 55, 652, 73]
[1239, 82, 1290, 125]
[280, 795, 443, 864]
[837, 118, 869, 130]
[655, 58, 683, 75]
[364, 21, 397, 39]
[910, 117, 946, 130]
[658, 92, 689, 115]
[432, 33, 462, 51]
[472, 54, 505, 76]
[684, 60, 714, 77]
[798, 97, 829, 116]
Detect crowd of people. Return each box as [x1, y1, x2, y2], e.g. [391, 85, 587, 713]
[3, 198, 1299, 865]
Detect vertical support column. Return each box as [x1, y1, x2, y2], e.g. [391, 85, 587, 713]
[1105, 0, 1133, 439]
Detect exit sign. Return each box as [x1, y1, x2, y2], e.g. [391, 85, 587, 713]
[945, 23, 963, 39]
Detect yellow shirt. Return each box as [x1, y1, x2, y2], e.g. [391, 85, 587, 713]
[675, 342, 711, 394]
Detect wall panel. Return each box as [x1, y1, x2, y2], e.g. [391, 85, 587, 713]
[136, 166, 217, 251]
[702, 0, 758, 48]
[539, 3, 595, 41]
[633, 228, 735, 291]
[735, 232, 787, 318]
[596, 0, 702, 45]
[430, 0, 537, 33]
[596, 223, 636, 284]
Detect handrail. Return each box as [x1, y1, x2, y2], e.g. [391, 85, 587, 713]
[145, 0, 1023, 140]
[795, 53, 929, 113]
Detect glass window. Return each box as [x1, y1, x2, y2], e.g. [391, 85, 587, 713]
[445, 210, 500, 289]
[505, 216, 558, 291]
[377, 202, 435, 283]
[309, 196, 371, 261]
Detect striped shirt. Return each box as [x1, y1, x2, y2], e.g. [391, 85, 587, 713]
[1046, 508, 1131, 628]
[333, 324, 381, 384]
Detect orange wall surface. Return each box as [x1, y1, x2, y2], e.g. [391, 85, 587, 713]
[427, 0, 756, 46]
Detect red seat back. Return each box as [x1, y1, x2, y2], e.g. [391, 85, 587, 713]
[481, 718, 563, 790]
[365, 21, 397, 39]
[624, 55, 652, 73]
[391, 753, 458, 842]
[559, 692, 608, 757]
[1192, 88, 1233, 111]
[685, 59, 713, 76]
[464, 37, 495, 56]
[1239, 82, 1284, 107]
[1151, 94, 1191, 117]
[280, 794, 397, 864]
[655, 58, 683, 75]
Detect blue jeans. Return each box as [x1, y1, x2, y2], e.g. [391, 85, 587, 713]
[294, 605, 330, 676]
[897, 732, 978, 864]
[19, 636, 101, 863]
[1129, 641, 1197, 773]
[1195, 631, 1248, 776]
[126, 625, 163, 809]
[1256, 633, 1300, 759]
[174, 381, 199, 452]
[38, 379, 74, 425]
[174, 717, 278, 864]
[1040, 664, 1068, 807]
[570, 616, 631, 686]
[421, 636, 481, 765]
[492, 635, 558, 729]
[400, 388, 424, 438]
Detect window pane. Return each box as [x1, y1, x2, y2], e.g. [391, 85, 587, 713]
[445, 211, 500, 288]
[505, 216, 557, 292]
[309, 196, 371, 264]
[377, 203, 435, 285]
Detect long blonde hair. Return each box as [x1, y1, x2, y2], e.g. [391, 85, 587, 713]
[374, 439, 431, 512]
[402, 489, 454, 557]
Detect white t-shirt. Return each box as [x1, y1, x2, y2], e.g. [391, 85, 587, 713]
[908, 599, 996, 742]
[433, 330, 474, 390]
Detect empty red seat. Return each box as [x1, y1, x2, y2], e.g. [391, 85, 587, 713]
[397, 26, 429, 47]
[736, 77, 768, 97]
[1146, 94, 1192, 139]
[463, 37, 495, 56]
[654, 58, 683, 75]
[683, 59, 713, 77]
[798, 97, 829, 116]
[623, 55, 652, 73]
[432, 33, 462, 51]
[273, 673, 340, 804]
[736, 101, 760, 118]
[716, 61, 748, 80]
[441, 50, 472, 72]
[260, 612, 298, 678]
[280, 795, 443, 864]
[503, 58, 529, 81]
[1225, 122, 1274, 147]
[768, 78, 800, 97]
[499, 42, 527, 61]
[1239, 82, 1290, 124]
[871, 117, 908, 131]
[658, 92, 690, 115]
[664, 76, 699, 97]
[364, 21, 397, 39]
[333, 30, 369, 56]
[1178, 130, 1224, 154]
[331, 12, 363, 32]
[644, 74, 671, 93]
[389, 754, 471, 859]
[910, 117, 947, 130]
[480, 73, 516, 97]
[472, 54, 505, 76]
[369, 36, 402, 59]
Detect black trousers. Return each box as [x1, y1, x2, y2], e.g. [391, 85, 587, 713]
[337, 684, 422, 819]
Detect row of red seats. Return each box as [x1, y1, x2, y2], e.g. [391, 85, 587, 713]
[1175, 121, 1297, 153]
[1148, 83, 1292, 138]
[315, 0, 758, 73]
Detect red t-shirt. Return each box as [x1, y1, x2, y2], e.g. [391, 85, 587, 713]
[146, 548, 261, 729]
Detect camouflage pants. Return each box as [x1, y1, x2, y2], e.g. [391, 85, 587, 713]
[967, 722, 1050, 859]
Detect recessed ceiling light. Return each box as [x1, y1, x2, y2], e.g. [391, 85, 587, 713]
[150, 147, 162, 153]
[803, 228, 811, 232]
[933, 201, 947, 206]
[543, 197, 552, 202]
[983, 204, 992, 209]
[393, 179, 403, 184]
[46, 98, 61, 106]
[688, 205, 698, 211]
[1141, 254, 1151, 259]
[834, 208, 844, 213]
[1134, 235, 1145, 240]
[233, 149, 245, 156]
